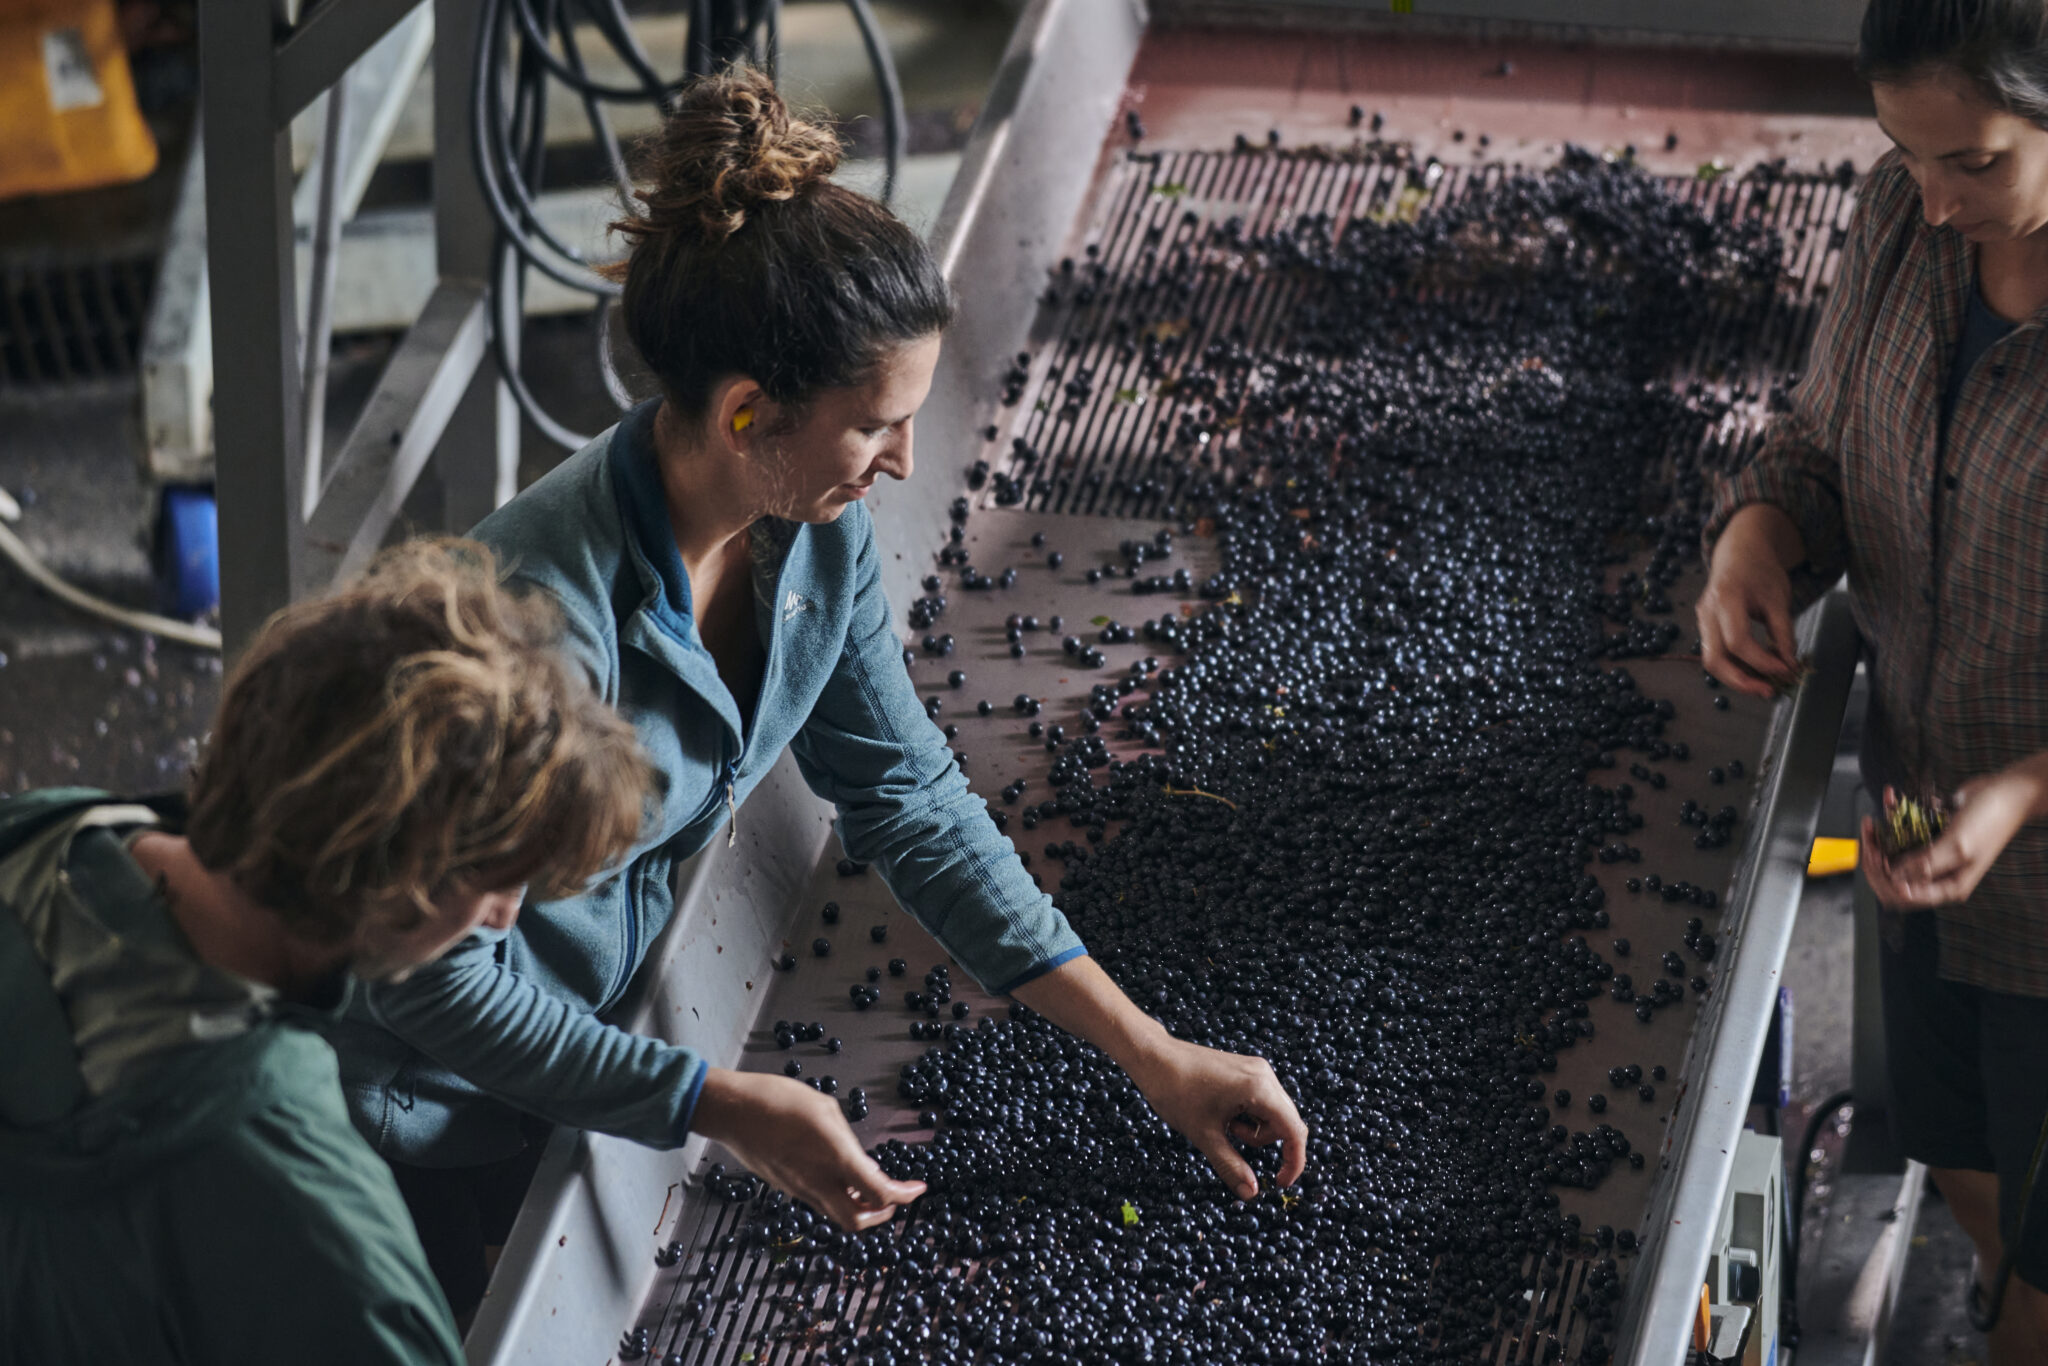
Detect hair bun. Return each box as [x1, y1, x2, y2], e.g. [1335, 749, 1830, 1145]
[629, 66, 842, 247]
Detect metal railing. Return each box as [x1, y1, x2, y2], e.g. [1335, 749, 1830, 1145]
[199, 0, 516, 653]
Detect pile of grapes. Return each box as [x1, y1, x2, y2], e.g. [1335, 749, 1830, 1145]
[742, 152, 1787, 1366]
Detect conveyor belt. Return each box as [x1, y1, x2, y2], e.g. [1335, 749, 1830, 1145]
[986, 148, 1855, 523]
[441, 14, 1896, 1365]
[624, 532, 1798, 1366]
[609, 150, 1857, 1365]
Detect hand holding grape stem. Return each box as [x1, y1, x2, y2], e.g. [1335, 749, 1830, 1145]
[1013, 955, 1310, 1200]
[1861, 759, 2048, 909]
[691, 1069, 926, 1231]
[1697, 504, 1807, 699]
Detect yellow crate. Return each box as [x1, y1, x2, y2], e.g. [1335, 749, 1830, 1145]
[1807, 837, 1860, 878]
[0, 0, 157, 201]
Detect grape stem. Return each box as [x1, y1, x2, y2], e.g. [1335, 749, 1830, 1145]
[1162, 785, 1238, 811]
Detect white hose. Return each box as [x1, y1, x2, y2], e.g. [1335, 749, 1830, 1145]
[0, 515, 223, 652]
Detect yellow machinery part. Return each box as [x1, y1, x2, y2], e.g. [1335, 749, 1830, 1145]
[0, 0, 157, 201]
[1807, 837, 1860, 878]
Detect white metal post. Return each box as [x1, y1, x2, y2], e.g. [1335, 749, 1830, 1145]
[201, 0, 307, 654]
[429, 0, 520, 532]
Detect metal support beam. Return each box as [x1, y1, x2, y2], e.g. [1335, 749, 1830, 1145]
[203, 0, 502, 649]
[298, 281, 487, 594]
[150, 8, 432, 485]
[427, 0, 517, 532]
[288, 5, 434, 229]
[274, 0, 427, 126]
[201, 0, 307, 654]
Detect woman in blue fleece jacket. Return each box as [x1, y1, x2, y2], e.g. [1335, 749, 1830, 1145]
[331, 68, 1307, 1316]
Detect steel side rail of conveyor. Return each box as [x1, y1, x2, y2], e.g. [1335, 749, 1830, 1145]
[1613, 587, 1859, 1365]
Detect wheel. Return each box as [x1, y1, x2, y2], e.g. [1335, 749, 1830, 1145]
[156, 484, 218, 619]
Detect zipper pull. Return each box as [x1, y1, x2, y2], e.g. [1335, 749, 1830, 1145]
[726, 781, 738, 848]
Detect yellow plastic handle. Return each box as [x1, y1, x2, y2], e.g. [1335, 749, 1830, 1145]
[1807, 837, 1860, 878]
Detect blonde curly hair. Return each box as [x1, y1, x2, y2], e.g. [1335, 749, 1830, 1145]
[186, 539, 649, 941]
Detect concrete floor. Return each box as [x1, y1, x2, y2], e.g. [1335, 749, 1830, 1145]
[0, 3, 1990, 1360]
[0, 385, 219, 795]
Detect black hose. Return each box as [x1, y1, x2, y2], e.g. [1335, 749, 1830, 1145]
[512, 4, 550, 184]
[705, 0, 759, 70]
[557, 2, 636, 420]
[503, 0, 683, 101]
[492, 235, 593, 451]
[686, 0, 713, 77]
[478, 0, 619, 444]
[557, 5, 633, 201]
[493, 2, 610, 269]
[593, 296, 636, 410]
[580, 0, 674, 108]
[470, 0, 622, 295]
[843, 0, 904, 207]
[743, 0, 776, 73]
[1782, 1090, 1854, 1349]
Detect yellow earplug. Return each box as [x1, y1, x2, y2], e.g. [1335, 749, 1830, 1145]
[733, 407, 754, 433]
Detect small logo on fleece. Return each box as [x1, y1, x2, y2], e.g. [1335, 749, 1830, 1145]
[782, 590, 811, 622]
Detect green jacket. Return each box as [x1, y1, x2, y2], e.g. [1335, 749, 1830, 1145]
[0, 788, 462, 1366]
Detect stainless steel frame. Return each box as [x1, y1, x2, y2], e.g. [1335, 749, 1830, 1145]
[199, 0, 513, 653]
[1617, 589, 1860, 1365]
[146, 8, 434, 486]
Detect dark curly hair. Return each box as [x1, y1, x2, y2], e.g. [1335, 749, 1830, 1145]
[605, 65, 954, 419]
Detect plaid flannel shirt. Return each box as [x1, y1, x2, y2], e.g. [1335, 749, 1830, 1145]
[1708, 150, 2048, 997]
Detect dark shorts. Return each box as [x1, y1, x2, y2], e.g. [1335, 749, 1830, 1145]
[1880, 908, 2048, 1289]
[388, 1127, 549, 1324]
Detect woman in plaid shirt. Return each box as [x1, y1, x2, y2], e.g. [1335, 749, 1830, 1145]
[1701, 2, 2048, 1356]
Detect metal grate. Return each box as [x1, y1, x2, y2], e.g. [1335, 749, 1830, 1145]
[1484, 1253, 1609, 1366]
[633, 1193, 969, 1366]
[0, 255, 156, 392]
[630, 1178, 1618, 1366]
[981, 148, 1856, 520]
[620, 147, 1861, 1366]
